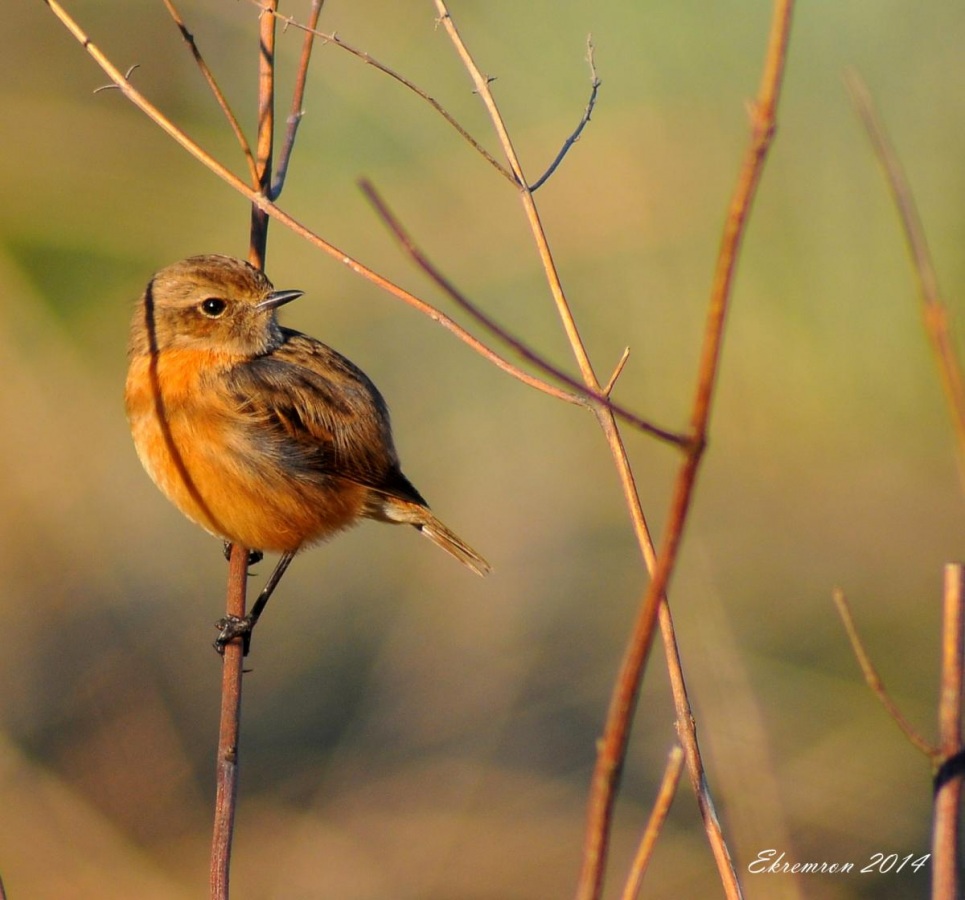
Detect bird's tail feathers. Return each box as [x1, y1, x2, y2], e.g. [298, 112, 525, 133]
[377, 494, 491, 576]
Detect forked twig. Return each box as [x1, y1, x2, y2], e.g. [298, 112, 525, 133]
[933, 563, 965, 900]
[248, 0, 517, 185]
[434, 0, 598, 388]
[846, 71, 965, 483]
[619, 745, 685, 900]
[529, 36, 601, 193]
[832, 588, 934, 757]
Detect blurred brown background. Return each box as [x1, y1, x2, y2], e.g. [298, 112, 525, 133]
[2, 1, 963, 898]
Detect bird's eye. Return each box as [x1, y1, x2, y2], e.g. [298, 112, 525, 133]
[200, 298, 228, 318]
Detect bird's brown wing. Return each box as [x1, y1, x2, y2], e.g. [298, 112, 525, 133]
[224, 330, 426, 506]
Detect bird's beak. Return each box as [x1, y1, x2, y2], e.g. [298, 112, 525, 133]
[258, 289, 304, 311]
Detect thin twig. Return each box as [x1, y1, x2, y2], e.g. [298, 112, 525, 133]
[933, 563, 965, 900]
[659, 602, 743, 897]
[162, 0, 258, 185]
[846, 71, 965, 486]
[249, 0, 277, 269]
[603, 347, 630, 396]
[40, 0, 595, 414]
[575, 2, 794, 898]
[359, 180, 689, 447]
[271, 0, 324, 198]
[247, 0, 517, 186]
[213, 5, 283, 894]
[210, 543, 251, 900]
[619, 745, 685, 900]
[832, 588, 935, 757]
[529, 36, 601, 193]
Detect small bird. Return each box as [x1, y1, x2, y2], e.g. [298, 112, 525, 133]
[125, 254, 489, 649]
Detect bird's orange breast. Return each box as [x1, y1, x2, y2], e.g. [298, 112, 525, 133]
[125, 348, 367, 552]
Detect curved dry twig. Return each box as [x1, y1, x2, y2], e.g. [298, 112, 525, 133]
[832, 588, 935, 756]
[619, 745, 685, 900]
[846, 71, 965, 485]
[271, 0, 325, 198]
[162, 0, 258, 185]
[529, 36, 601, 193]
[360, 180, 689, 446]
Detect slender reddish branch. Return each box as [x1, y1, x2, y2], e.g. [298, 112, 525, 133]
[933, 563, 965, 900]
[249, 0, 277, 269]
[576, 3, 794, 898]
[619, 745, 685, 900]
[833, 588, 934, 756]
[271, 0, 324, 198]
[210, 543, 251, 899]
[846, 73, 965, 484]
[359, 180, 688, 447]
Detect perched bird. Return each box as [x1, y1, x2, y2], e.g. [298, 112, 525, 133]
[125, 254, 489, 648]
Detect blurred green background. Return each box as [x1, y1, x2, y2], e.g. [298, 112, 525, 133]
[2, 1, 963, 898]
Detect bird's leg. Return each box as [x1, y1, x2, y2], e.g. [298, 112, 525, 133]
[214, 551, 296, 655]
[221, 541, 264, 567]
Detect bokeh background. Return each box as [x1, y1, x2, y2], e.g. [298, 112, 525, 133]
[2, 1, 964, 898]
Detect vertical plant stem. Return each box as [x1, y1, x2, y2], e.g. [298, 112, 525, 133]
[933, 563, 965, 900]
[211, 7, 279, 897]
[210, 543, 251, 899]
[250, 0, 278, 268]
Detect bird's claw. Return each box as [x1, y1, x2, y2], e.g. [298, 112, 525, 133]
[221, 542, 264, 566]
[214, 614, 254, 655]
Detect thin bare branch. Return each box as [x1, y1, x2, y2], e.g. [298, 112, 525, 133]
[359, 180, 690, 447]
[247, 0, 517, 185]
[210, 543, 251, 900]
[271, 0, 325, 198]
[660, 602, 744, 897]
[162, 0, 259, 186]
[576, 3, 795, 897]
[846, 71, 965, 486]
[619, 745, 685, 900]
[603, 347, 630, 396]
[832, 588, 935, 756]
[933, 563, 965, 900]
[249, 0, 278, 268]
[529, 36, 601, 193]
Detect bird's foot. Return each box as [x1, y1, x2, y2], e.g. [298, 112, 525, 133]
[221, 542, 264, 566]
[214, 614, 255, 656]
